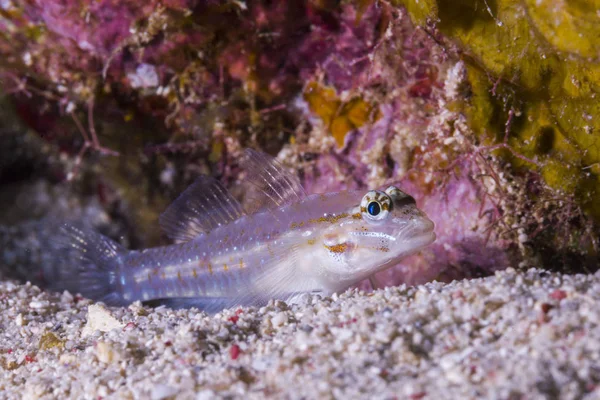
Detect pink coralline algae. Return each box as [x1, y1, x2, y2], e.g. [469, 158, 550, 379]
[26, 0, 149, 56]
[381, 166, 511, 287]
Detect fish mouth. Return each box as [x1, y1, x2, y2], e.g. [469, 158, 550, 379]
[410, 229, 436, 248]
[368, 225, 435, 277]
[400, 217, 435, 245]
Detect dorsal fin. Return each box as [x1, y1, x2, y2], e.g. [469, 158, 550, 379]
[240, 149, 307, 213]
[159, 176, 245, 242]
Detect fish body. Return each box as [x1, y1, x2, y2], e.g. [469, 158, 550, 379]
[59, 150, 435, 312]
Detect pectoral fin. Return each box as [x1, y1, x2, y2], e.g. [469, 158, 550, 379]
[233, 240, 315, 308]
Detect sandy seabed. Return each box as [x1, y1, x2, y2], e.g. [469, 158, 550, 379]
[0, 267, 599, 400]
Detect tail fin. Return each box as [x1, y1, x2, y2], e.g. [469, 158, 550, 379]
[56, 224, 126, 306]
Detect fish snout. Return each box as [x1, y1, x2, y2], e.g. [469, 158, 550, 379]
[417, 215, 435, 233]
[399, 211, 435, 242]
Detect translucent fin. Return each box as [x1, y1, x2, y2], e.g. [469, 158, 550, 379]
[56, 224, 126, 306]
[159, 176, 246, 242]
[149, 290, 314, 313]
[369, 275, 379, 291]
[233, 241, 313, 309]
[240, 149, 307, 214]
[146, 297, 238, 314]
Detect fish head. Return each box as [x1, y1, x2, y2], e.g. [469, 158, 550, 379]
[318, 186, 435, 284]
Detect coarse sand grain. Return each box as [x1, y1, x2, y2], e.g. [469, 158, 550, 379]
[1, 267, 599, 399]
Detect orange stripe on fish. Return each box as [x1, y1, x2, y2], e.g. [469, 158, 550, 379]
[325, 243, 349, 253]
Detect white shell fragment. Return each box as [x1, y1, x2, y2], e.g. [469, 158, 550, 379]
[81, 304, 124, 337]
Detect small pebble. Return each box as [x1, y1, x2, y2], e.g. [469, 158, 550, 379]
[95, 342, 121, 364]
[81, 304, 124, 336]
[29, 300, 49, 309]
[272, 311, 288, 327]
[150, 384, 178, 400]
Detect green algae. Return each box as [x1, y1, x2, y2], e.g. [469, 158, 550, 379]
[396, 0, 600, 219]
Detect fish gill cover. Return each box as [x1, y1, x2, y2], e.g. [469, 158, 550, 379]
[0, 0, 598, 290]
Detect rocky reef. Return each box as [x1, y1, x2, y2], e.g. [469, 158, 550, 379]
[0, 0, 598, 288]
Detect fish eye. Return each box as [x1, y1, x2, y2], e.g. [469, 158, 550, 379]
[360, 190, 391, 221]
[367, 201, 381, 216]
